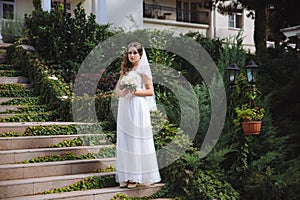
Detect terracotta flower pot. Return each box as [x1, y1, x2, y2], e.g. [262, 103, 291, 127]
[241, 121, 262, 135]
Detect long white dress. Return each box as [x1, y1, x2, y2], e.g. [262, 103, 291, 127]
[116, 70, 161, 185]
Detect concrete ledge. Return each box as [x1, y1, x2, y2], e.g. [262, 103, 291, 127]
[1, 83, 31, 89]
[0, 172, 115, 199]
[0, 77, 29, 84]
[0, 98, 14, 104]
[0, 158, 116, 181]
[5, 183, 165, 200]
[0, 55, 6, 64]
[0, 43, 13, 48]
[0, 105, 20, 112]
[17, 45, 35, 51]
[0, 144, 114, 164]
[0, 134, 107, 150]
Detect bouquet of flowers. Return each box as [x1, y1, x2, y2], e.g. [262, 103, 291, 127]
[120, 73, 139, 92]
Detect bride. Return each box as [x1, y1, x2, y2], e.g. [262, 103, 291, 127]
[114, 42, 161, 188]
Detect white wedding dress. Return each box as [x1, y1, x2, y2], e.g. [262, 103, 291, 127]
[116, 70, 161, 185]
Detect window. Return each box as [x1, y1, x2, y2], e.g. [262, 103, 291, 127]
[177, 0, 207, 24]
[228, 12, 243, 29]
[0, 0, 15, 20]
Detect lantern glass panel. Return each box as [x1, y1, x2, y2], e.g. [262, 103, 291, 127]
[246, 68, 253, 83]
[226, 63, 240, 85]
[229, 73, 235, 82]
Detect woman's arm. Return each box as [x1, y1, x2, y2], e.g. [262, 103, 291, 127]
[133, 75, 154, 97]
[133, 83, 154, 96]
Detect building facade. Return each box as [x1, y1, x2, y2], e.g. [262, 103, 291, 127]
[0, 0, 255, 52]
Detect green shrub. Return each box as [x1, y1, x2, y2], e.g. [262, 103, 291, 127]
[24, 2, 116, 83]
[0, 17, 24, 43]
[161, 152, 239, 200]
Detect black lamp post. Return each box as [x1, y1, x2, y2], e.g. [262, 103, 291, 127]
[63, 0, 67, 16]
[226, 63, 240, 87]
[245, 60, 259, 84]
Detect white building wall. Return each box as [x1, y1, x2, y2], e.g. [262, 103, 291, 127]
[1, 0, 256, 52]
[81, 0, 93, 15]
[16, 0, 34, 18]
[106, 0, 143, 30]
[214, 9, 255, 53]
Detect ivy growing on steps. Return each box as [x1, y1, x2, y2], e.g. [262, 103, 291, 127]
[0, 105, 47, 114]
[0, 97, 41, 106]
[0, 84, 27, 90]
[48, 137, 84, 148]
[16, 152, 96, 164]
[111, 185, 181, 200]
[0, 131, 23, 137]
[0, 70, 22, 76]
[0, 64, 16, 70]
[0, 88, 34, 98]
[15, 146, 115, 164]
[0, 112, 51, 122]
[42, 175, 117, 194]
[0, 123, 107, 137]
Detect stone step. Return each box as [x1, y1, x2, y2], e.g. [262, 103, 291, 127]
[0, 105, 20, 112]
[0, 144, 114, 164]
[0, 158, 115, 181]
[0, 43, 12, 48]
[0, 97, 14, 104]
[0, 105, 46, 113]
[0, 134, 108, 150]
[0, 77, 29, 84]
[0, 122, 93, 134]
[0, 81, 31, 89]
[0, 83, 31, 88]
[0, 55, 5, 64]
[0, 172, 115, 199]
[4, 183, 165, 200]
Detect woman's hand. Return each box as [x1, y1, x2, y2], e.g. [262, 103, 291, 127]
[115, 80, 132, 97]
[121, 88, 133, 97]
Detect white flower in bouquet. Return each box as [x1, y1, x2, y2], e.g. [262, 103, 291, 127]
[120, 73, 139, 92]
[48, 75, 58, 80]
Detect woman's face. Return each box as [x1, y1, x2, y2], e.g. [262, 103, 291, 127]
[127, 47, 141, 66]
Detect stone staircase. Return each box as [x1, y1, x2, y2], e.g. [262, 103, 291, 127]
[0, 46, 164, 199]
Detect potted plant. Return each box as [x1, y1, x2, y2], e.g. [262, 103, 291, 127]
[233, 103, 265, 135]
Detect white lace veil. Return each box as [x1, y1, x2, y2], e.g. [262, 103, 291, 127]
[136, 48, 157, 111]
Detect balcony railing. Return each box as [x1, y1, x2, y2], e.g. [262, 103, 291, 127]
[143, 3, 209, 24]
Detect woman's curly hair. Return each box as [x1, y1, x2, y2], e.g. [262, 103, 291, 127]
[120, 42, 143, 77]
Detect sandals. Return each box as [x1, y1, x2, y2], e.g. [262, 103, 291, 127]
[127, 182, 137, 188]
[119, 181, 129, 188]
[119, 181, 138, 188]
